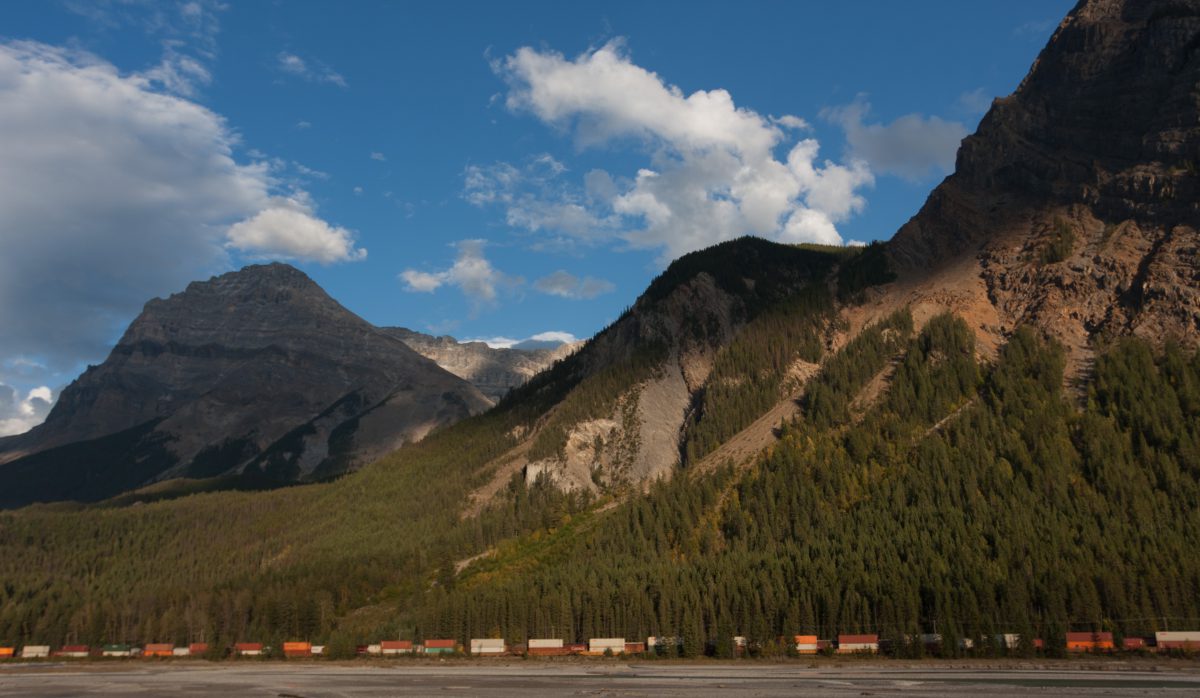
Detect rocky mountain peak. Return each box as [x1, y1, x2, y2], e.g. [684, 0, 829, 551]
[874, 0, 1200, 362]
[952, 0, 1199, 223]
[0, 262, 491, 507]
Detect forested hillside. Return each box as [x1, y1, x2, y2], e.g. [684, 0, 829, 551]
[426, 317, 1200, 654]
[3, 306, 1199, 653]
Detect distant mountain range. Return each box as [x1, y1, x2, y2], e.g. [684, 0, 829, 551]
[383, 327, 579, 404]
[0, 265, 567, 507]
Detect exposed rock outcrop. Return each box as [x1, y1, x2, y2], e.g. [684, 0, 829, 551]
[870, 0, 1200, 362]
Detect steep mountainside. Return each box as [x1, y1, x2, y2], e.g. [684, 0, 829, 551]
[0, 264, 491, 507]
[871, 0, 1200, 368]
[490, 238, 853, 493]
[384, 328, 579, 403]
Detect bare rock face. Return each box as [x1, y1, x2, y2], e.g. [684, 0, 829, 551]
[383, 328, 579, 404]
[0, 263, 492, 507]
[877, 0, 1200, 359]
[511, 238, 840, 494]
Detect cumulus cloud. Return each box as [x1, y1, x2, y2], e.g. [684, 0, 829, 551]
[369, 151, 387, 161]
[0, 383, 53, 437]
[227, 196, 366, 263]
[400, 240, 523, 309]
[277, 51, 347, 87]
[489, 41, 872, 260]
[0, 40, 360, 414]
[534, 271, 615, 299]
[823, 98, 967, 182]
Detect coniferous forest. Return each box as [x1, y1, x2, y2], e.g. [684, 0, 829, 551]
[2, 298, 1199, 655]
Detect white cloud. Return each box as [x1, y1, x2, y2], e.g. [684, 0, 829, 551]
[823, 97, 967, 182]
[370, 151, 387, 161]
[534, 270, 615, 299]
[140, 45, 212, 96]
[291, 161, 330, 180]
[0, 383, 53, 437]
[468, 331, 578, 349]
[226, 196, 366, 264]
[296, 120, 312, 129]
[773, 114, 809, 130]
[464, 156, 617, 242]
[0, 40, 360, 414]
[400, 240, 523, 309]
[491, 41, 873, 259]
[64, 0, 225, 97]
[276, 51, 347, 88]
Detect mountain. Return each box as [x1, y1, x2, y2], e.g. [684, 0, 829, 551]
[871, 0, 1200, 368]
[384, 328, 579, 404]
[1, 0, 1199, 657]
[0, 263, 492, 507]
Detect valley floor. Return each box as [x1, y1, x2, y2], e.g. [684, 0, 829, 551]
[3, 660, 1200, 697]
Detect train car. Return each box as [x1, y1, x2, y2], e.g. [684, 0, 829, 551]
[1156, 631, 1200, 651]
[586, 638, 625, 655]
[0, 647, 13, 659]
[143, 643, 173, 658]
[1066, 632, 1114, 652]
[188, 643, 210, 656]
[100, 644, 135, 657]
[56, 645, 90, 658]
[423, 639, 456, 654]
[527, 639, 569, 656]
[20, 646, 50, 659]
[469, 638, 505, 655]
[381, 640, 414, 655]
[234, 642, 263, 657]
[283, 642, 312, 658]
[793, 635, 820, 654]
[836, 634, 878, 654]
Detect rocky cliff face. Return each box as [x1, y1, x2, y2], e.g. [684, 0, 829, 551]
[383, 328, 579, 404]
[0, 264, 492, 506]
[874, 0, 1200, 364]
[475, 238, 844, 496]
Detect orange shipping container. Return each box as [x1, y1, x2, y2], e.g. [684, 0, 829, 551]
[0, 647, 13, 658]
[144, 643, 173, 658]
[424, 639, 455, 649]
[1065, 632, 1113, 652]
[188, 643, 209, 655]
[283, 642, 311, 657]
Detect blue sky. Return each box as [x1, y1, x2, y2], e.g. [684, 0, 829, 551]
[0, 0, 1072, 434]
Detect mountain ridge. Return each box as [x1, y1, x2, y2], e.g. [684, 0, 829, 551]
[875, 0, 1200, 368]
[0, 263, 494, 506]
